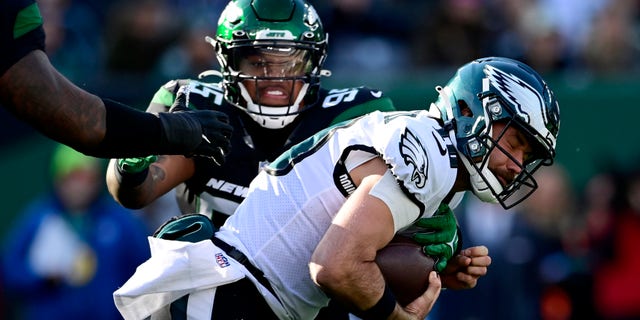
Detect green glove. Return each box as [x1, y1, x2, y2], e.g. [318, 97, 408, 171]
[114, 155, 158, 186]
[412, 203, 462, 273]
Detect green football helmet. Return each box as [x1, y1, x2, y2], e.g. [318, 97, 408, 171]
[431, 57, 560, 209]
[207, 0, 329, 129]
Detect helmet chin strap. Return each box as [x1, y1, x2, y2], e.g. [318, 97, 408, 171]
[198, 69, 224, 80]
[237, 82, 309, 129]
[435, 85, 503, 204]
[458, 155, 502, 204]
[431, 86, 455, 121]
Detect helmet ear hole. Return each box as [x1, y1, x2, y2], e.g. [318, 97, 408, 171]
[459, 100, 473, 117]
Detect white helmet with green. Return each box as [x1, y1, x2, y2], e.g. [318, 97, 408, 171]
[432, 57, 561, 209]
[209, 0, 329, 129]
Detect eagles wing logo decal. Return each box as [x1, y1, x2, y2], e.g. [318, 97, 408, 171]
[399, 129, 428, 189]
[483, 65, 545, 125]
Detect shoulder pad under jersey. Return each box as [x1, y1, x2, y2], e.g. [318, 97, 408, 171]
[376, 111, 458, 217]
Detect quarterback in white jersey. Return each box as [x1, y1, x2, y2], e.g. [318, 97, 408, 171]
[217, 110, 461, 319]
[114, 57, 560, 320]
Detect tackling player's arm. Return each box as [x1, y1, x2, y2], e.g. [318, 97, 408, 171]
[310, 157, 441, 320]
[106, 154, 194, 209]
[1, 50, 108, 150]
[0, 3, 231, 158]
[106, 80, 228, 209]
[106, 82, 199, 209]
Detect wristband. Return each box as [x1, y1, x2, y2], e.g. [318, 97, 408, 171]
[118, 156, 157, 173]
[354, 285, 397, 320]
[112, 159, 149, 187]
[2, 6, 45, 77]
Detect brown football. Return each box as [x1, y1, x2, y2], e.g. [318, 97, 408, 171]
[375, 235, 435, 306]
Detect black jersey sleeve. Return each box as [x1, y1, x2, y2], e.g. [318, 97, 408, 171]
[315, 86, 396, 125]
[0, 0, 45, 76]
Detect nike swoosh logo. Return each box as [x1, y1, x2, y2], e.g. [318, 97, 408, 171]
[370, 90, 383, 98]
[432, 131, 447, 156]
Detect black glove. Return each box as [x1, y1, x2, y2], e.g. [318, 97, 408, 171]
[158, 85, 233, 165]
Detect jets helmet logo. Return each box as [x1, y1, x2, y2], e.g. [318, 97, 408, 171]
[399, 128, 428, 189]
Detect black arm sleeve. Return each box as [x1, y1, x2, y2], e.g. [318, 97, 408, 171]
[1, 1, 45, 76]
[90, 98, 166, 158]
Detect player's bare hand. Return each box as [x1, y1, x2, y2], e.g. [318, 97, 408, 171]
[440, 245, 490, 290]
[392, 271, 441, 320]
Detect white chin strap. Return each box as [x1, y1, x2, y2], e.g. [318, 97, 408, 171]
[238, 82, 309, 129]
[434, 85, 503, 204]
[458, 154, 502, 204]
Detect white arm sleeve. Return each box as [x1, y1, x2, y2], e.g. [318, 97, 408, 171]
[344, 150, 377, 172]
[369, 169, 420, 233]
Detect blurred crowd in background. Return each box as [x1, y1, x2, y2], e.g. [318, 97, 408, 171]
[2, 0, 640, 319]
[31, 0, 640, 105]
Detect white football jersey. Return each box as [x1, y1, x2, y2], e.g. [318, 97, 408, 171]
[217, 110, 462, 319]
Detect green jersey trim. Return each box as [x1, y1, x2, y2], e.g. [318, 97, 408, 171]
[14, 3, 43, 39]
[329, 96, 394, 125]
[151, 87, 176, 107]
